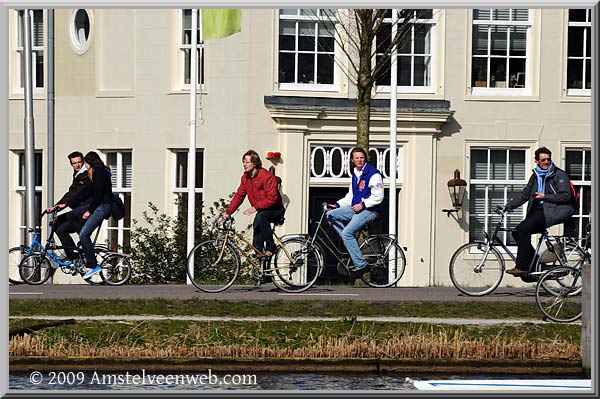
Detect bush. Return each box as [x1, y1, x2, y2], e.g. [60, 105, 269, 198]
[128, 195, 250, 284]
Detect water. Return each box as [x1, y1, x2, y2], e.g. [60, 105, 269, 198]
[9, 370, 416, 391]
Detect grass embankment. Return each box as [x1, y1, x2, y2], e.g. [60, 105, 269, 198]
[9, 299, 582, 372]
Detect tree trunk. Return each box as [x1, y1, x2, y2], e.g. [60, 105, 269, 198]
[355, 11, 374, 154]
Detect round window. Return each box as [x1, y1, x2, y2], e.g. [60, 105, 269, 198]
[70, 9, 93, 54]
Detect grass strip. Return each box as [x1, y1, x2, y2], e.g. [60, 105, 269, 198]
[10, 299, 544, 319]
[10, 319, 581, 362]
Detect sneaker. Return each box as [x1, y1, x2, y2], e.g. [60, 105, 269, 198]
[349, 265, 371, 280]
[83, 265, 102, 279]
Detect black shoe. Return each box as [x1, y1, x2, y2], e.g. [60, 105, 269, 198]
[350, 265, 371, 280]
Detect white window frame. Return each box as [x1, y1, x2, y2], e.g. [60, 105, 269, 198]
[277, 9, 339, 92]
[69, 9, 94, 55]
[565, 9, 592, 97]
[104, 151, 132, 250]
[178, 9, 204, 90]
[564, 147, 592, 239]
[172, 149, 204, 217]
[375, 9, 437, 94]
[13, 9, 44, 93]
[14, 150, 43, 244]
[469, 9, 532, 96]
[468, 146, 530, 249]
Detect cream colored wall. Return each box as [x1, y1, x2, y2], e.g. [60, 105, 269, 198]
[7, 8, 592, 286]
[432, 9, 592, 288]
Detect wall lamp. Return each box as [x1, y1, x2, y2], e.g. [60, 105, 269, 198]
[442, 169, 467, 217]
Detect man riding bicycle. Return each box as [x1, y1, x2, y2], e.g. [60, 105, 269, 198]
[326, 147, 384, 279]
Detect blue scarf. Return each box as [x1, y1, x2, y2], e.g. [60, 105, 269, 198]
[535, 161, 554, 201]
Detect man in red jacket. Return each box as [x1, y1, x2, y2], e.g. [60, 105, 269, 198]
[222, 150, 285, 257]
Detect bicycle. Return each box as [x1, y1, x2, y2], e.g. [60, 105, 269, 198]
[186, 215, 322, 293]
[449, 206, 588, 296]
[535, 265, 583, 323]
[17, 209, 131, 286]
[281, 202, 407, 288]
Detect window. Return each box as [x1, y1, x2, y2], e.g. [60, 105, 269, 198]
[566, 9, 591, 96]
[173, 150, 204, 221]
[469, 148, 528, 245]
[375, 9, 435, 91]
[16, 9, 44, 89]
[105, 151, 132, 251]
[278, 9, 337, 90]
[564, 148, 591, 239]
[15, 151, 43, 244]
[179, 9, 204, 88]
[69, 9, 93, 54]
[471, 9, 530, 93]
[309, 144, 402, 184]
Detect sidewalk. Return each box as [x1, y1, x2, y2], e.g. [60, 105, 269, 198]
[8, 284, 537, 303]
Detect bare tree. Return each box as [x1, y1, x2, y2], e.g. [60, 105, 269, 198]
[314, 9, 435, 151]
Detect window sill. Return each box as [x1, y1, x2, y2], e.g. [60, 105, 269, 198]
[560, 90, 591, 103]
[465, 92, 539, 102]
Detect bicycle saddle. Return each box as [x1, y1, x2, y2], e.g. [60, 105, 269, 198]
[273, 217, 285, 226]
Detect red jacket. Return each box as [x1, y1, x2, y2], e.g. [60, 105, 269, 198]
[226, 168, 283, 215]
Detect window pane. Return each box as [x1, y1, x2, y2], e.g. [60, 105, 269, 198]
[35, 53, 44, 88]
[316, 54, 334, 84]
[490, 26, 508, 56]
[299, 9, 318, 17]
[280, 9, 298, 16]
[568, 27, 584, 57]
[489, 184, 506, 210]
[490, 150, 507, 180]
[567, 59, 583, 88]
[509, 26, 527, 56]
[414, 25, 430, 54]
[297, 53, 315, 83]
[398, 56, 411, 86]
[508, 58, 525, 88]
[585, 59, 591, 89]
[122, 152, 132, 189]
[492, 9, 510, 21]
[472, 57, 488, 86]
[32, 10, 43, 47]
[473, 9, 490, 21]
[569, 9, 587, 22]
[375, 55, 390, 86]
[490, 58, 507, 87]
[176, 152, 187, 188]
[508, 150, 525, 180]
[195, 150, 204, 189]
[317, 23, 334, 52]
[414, 56, 430, 86]
[279, 20, 296, 51]
[418, 9, 433, 19]
[470, 149, 488, 179]
[278, 53, 295, 83]
[298, 21, 315, 51]
[512, 9, 529, 21]
[472, 25, 489, 55]
[582, 186, 591, 215]
[585, 27, 590, 56]
[376, 22, 391, 53]
[566, 150, 583, 180]
[107, 153, 117, 187]
[584, 149, 591, 180]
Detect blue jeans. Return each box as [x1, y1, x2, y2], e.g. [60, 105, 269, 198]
[79, 203, 112, 268]
[326, 206, 379, 270]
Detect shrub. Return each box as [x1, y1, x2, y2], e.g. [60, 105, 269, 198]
[128, 195, 250, 284]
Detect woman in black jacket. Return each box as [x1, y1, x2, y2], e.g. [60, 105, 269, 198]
[58, 151, 113, 278]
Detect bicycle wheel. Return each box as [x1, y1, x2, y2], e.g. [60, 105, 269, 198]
[98, 253, 132, 286]
[535, 266, 582, 323]
[272, 238, 323, 293]
[449, 242, 505, 296]
[9, 246, 27, 285]
[19, 254, 53, 285]
[538, 243, 587, 296]
[359, 236, 406, 288]
[187, 239, 240, 293]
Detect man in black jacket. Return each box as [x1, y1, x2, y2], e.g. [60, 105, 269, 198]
[502, 147, 575, 276]
[46, 151, 91, 260]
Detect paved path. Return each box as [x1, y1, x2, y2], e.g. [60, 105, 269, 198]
[9, 284, 537, 302]
[9, 314, 553, 325]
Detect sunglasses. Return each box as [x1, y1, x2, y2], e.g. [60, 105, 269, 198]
[538, 157, 552, 163]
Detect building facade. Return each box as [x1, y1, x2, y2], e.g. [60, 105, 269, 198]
[7, 8, 592, 285]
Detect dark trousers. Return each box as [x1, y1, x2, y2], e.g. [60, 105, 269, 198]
[252, 206, 285, 252]
[512, 207, 547, 271]
[54, 205, 88, 260]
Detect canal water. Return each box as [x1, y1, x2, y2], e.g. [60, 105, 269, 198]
[9, 371, 420, 391]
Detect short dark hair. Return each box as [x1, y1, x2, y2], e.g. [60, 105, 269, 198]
[242, 149, 262, 169]
[534, 147, 552, 160]
[68, 151, 84, 161]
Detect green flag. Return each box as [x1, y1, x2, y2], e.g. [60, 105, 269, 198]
[202, 9, 242, 40]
